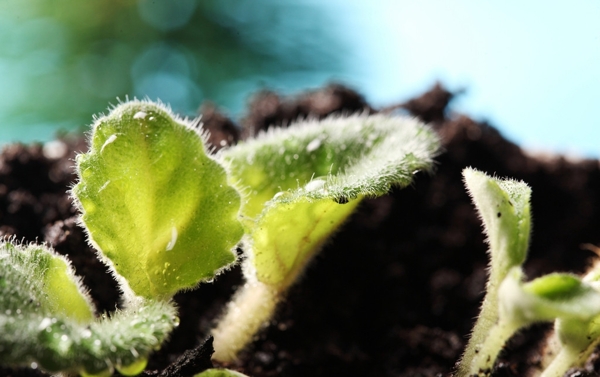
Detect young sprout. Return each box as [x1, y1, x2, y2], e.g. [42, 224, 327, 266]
[1, 100, 245, 376]
[534, 262, 600, 377]
[211, 114, 441, 362]
[458, 168, 600, 376]
[457, 168, 532, 376]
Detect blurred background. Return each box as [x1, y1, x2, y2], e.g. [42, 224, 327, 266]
[1, 0, 599, 157]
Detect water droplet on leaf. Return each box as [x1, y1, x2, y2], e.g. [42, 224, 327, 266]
[306, 138, 321, 152]
[305, 179, 326, 192]
[133, 111, 147, 120]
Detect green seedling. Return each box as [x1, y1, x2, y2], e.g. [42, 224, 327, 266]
[530, 258, 600, 377]
[211, 114, 440, 361]
[0, 101, 243, 376]
[456, 168, 533, 376]
[0, 100, 440, 375]
[458, 168, 600, 377]
[501, 268, 600, 377]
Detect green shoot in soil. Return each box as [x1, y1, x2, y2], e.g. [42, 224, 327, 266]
[458, 168, 600, 377]
[211, 114, 440, 362]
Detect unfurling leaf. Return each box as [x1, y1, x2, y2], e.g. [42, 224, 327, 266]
[212, 114, 440, 362]
[222, 113, 440, 289]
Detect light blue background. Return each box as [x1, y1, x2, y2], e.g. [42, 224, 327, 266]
[338, 0, 600, 157]
[2, 1, 599, 158]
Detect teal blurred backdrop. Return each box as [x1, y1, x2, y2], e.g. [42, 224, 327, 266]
[0, 0, 354, 142]
[1, 1, 600, 157]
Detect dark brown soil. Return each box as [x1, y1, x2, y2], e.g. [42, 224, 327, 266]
[2, 83, 600, 377]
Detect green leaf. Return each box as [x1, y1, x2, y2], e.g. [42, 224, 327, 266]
[3, 300, 177, 375]
[524, 273, 584, 300]
[195, 368, 250, 377]
[499, 268, 600, 325]
[462, 168, 531, 273]
[0, 240, 177, 375]
[223, 114, 440, 218]
[73, 100, 244, 299]
[0, 240, 93, 324]
[250, 197, 360, 287]
[221, 114, 440, 288]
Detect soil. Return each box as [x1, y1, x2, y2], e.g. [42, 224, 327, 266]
[2, 83, 600, 377]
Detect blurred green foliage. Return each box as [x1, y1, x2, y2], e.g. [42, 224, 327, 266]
[0, 0, 349, 142]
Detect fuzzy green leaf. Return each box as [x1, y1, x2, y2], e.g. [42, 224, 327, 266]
[0, 240, 93, 324]
[0, 240, 177, 375]
[222, 114, 439, 288]
[73, 100, 244, 299]
[463, 168, 531, 273]
[2, 300, 177, 375]
[499, 268, 600, 326]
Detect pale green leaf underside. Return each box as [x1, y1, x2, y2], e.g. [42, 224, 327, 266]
[222, 114, 440, 287]
[251, 197, 361, 287]
[74, 101, 243, 299]
[463, 168, 531, 273]
[0, 241, 177, 375]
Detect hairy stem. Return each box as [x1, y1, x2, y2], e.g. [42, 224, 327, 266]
[540, 347, 582, 377]
[456, 267, 507, 376]
[465, 319, 521, 376]
[212, 280, 279, 362]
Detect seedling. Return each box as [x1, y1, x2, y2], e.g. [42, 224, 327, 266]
[457, 168, 600, 377]
[0, 100, 440, 375]
[0, 101, 244, 376]
[531, 258, 600, 377]
[211, 113, 441, 361]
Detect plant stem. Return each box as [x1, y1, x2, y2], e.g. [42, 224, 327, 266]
[540, 347, 581, 377]
[460, 319, 521, 376]
[456, 265, 507, 376]
[212, 280, 279, 363]
[478, 320, 520, 374]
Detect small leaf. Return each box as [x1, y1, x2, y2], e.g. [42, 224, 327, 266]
[73, 100, 244, 299]
[195, 368, 250, 377]
[0, 240, 176, 375]
[524, 273, 583, 300]
[222, 114, 440, 288]
[463, 168, 531, 271]
[0, 240, 93, 324]
[499, 268, 600, 325]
